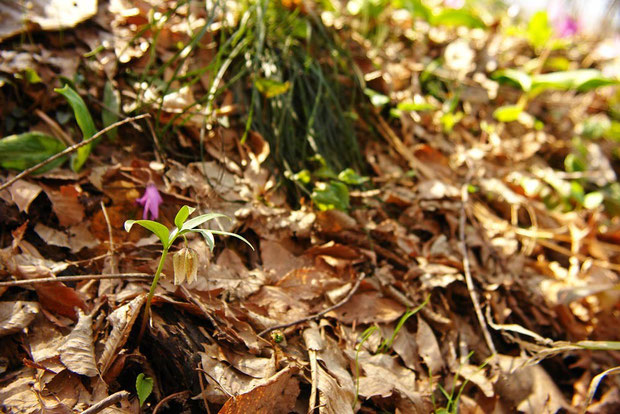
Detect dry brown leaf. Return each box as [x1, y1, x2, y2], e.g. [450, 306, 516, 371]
[0, 367, 74, 413]
[42, 184, 85, 227]
[317, 365, 355, 414]
[0, 301, 39, 337]
[218, 366, 299, 414]
[327, 291, 405, 324]
[99, 294, 146, 375]
[8, 180, 42, 213]
[59, 309, 98, 377]
[495, 355, 568, 414]
[35, 281, 87, 319]
[416, 316, 444, 374]
[27, 316, 64, 364]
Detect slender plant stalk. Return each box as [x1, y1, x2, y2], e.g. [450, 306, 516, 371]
[137, 248, 169, 342]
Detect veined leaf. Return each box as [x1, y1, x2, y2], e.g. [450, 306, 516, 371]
[182, 213, 229, 231]
[0, 132, 67, 174]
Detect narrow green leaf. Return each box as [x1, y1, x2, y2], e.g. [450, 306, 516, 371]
[431, 9, 486, 29]
[54, 85, 97, 172]
[136, 373, 153, 407]
[193, 229, 215, 251]
[206, 229, 255, 250]
[493, 105, 524, 123]
[125, 220, 171, 249]
[531, 69, 619, 92]
[0, 132, 67, 174]
[337, 168, 369, 185]
[181, 213, 229, 231]
[174, 205, 196, 229]
[102, 81, 120, 141]
[491, 69, 532, 92]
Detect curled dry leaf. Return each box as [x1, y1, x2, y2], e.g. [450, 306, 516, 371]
[7, 180, 42, 213]
[42, 184, 85, 227]
[59, 309, 98, 377]
[0, 301, 39, 337]
[218, 366, 299, 414]
[98, 294, 146, 375]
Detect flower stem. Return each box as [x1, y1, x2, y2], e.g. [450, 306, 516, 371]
[137, 248, 168, 343]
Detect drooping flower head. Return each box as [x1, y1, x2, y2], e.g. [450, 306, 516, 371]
[136, 183, 163, 220]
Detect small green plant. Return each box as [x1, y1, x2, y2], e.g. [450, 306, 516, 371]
[125, 205, 253, 340]
[136, 373, 154, 407]
[430, 352, 490, 414]
[353, 296, 429, 405]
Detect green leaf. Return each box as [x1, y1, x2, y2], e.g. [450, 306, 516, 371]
[207, 230, 255, 250]
[54, 85, 97, 172]
[398, 0, 432, 22]
[491, 69, 532, 92]
[0, 132, 67, 174]
[311, 181, 350, 211]
[440, 111, 463, 132]
[584, 192, 604, 209]
[136, 373, 153, 407]
[102, 81, 120, 141]
[431, 9, 486, 29]
[23, 68, 42, 84]
[493, 105, 524, 123]
[174, 205, 196, 229]
[364, 88, 390, 107]
[125, 220, 171, 249]
[396, 101, 438, 112]
[527, 11, 552, 51]
[254, 78, 291, 98]
[337, 168, 369, 185]
[182, 213, 229, 231]
[531, 69, 619, 93]
[193, 229, 215, 251]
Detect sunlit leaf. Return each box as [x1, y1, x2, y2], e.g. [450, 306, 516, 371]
[182, 213, 229, 231]
[527, 11, 552, 51]
[125, 220, 171, 249]
[338, 168, 369, 185]
[174, 205, 196, 229]
[531, 69, 619, 92]
[584, 192, 604, 209]
[397, 101, 438, 112]
[254, 77, 291, 98]
[491, 69, 532, 92]
[0, 132, 67, 173]
[365, 88, 390, 107]
[206, 229, 255, 250]
[432, 9, 486, 29]
[493, 105, 524, 123]
[312, 181, 350, 211]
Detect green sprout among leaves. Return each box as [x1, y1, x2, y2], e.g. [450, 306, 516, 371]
[125, 205, 253, 341]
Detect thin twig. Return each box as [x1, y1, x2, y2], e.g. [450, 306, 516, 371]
[459, 176, 497, 356]
[152, 390, 190, 414]
[258, 272, 367, 337]
[81, 390, 130, 414]
[0, 113, 150, 192]
[0, 273, 152, 287]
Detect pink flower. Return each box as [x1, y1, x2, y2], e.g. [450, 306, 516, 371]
[444, 0, 465, 8]
[554, 16, 579, 38]
[136, 183, 163, 220]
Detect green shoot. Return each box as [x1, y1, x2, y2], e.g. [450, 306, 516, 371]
[125, 205, 253, 342]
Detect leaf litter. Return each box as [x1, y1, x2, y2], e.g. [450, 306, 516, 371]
[0, 0, 619, 413]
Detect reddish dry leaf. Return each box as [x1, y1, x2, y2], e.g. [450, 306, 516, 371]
[326, 291, 405, 324]
[35, 282, 87, 320]
[42, 184, 85, 227]
[218, 366, 299, 414]
[0, 301, 39, 337]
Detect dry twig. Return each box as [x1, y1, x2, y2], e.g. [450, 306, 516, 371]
[0, 113, 150, 192]
[0, 273, 152, 287]
[81, 391, 130, 414]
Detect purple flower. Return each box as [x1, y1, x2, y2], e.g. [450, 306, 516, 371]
[136, 183, 163, 220]
[554, 16, 579, 38]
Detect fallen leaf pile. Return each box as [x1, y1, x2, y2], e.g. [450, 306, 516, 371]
[1, 1, 620, 413]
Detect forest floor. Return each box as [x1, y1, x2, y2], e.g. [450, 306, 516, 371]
[1, 1, 620, 413]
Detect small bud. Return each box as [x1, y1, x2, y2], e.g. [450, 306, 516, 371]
[172, 247, 198, 285]
[270, 330, 286, 345]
